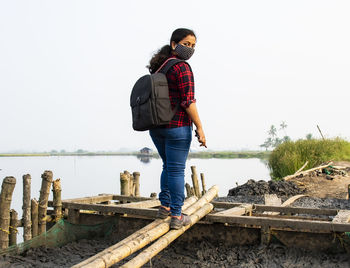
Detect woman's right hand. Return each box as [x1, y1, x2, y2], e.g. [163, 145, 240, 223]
[195, 128, 207, 148]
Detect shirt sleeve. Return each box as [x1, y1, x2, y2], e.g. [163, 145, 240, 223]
[174, 62, 196, 109]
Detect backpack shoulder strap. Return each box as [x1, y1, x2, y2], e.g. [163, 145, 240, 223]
[155, 58, 185, 74]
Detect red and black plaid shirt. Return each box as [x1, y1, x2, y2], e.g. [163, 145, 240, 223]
[164, 57, 196, 128]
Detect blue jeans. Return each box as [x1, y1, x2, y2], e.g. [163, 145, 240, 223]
[149, 126, 192, 216]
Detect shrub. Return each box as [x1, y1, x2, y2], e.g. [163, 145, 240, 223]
[268, 138, 350, 179]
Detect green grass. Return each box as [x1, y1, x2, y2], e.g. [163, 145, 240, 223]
[268, 138, 350, 179]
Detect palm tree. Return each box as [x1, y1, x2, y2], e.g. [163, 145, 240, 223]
[268, 125, 277, 138]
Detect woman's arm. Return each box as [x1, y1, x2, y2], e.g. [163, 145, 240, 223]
[185, 103, 207, 148]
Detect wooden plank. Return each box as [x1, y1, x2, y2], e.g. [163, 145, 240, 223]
[48, 195, 153, 208]
[211, 202, 338, 216]
[62, 202, 158, 218]
[205, 214, 350, 233]
[49, 194, 114, 206]
[264, 194, 306, 216]
[332, 210, 350, 223]
[264, 194, 282, 206]
[263, 194, 281, 216]
[214, 204, 252, 216]
[112, 195, 154, 202]
[113, 199, 161, 209]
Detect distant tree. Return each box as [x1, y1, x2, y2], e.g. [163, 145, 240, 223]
[282, 136, 291, 142]
[60, 149, 66, 153]
[273, 137, 283, 147]
[280, 121, 288, 135]
[50, 150, 58, 153]
[76, 149, 86, 153]
[261, 122, 291, 150]
[268, 125, 277, 138]
[306, 133, 313, 140]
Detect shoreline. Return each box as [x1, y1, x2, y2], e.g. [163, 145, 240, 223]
[0, 151, 270, 159]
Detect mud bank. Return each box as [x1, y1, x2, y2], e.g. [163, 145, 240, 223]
[1, 236, 349, 268]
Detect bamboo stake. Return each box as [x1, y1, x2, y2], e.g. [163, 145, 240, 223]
[52, 179, 62, 222]
[284, 162, 333, 181]
[121, 203, 214, 268]
[120, 173, 130, 196]
[317, 125, 325, 140]
[185, 183, 192, 198]
[22, 174, 32, 241]
[294, 161, 309, 174]
[31, 199, 38, 237]
[124, 171, 133, 196]
[191, 166, 201, 197]
[200, 173, 207, 195]
[76, 186, 218, 268]
[9, 209, 18, 246]
[73, 196, 198, 268]
[38, 171, 53, 235]
[0, 176, 16, 249]
[133, 172, 140, 197]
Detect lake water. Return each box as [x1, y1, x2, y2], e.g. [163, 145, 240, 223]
[0, 155, 270, 241]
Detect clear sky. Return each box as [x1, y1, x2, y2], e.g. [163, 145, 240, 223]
[1, 0, 349, 152]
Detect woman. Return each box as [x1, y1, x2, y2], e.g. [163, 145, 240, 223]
[148, 28, 206, 229]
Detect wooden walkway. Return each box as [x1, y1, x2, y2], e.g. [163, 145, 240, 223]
[45, 190, 350, 268]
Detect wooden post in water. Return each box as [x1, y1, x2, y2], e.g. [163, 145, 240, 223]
[191, 166, 201, 198]
[38, 171, 53, 235]
[200, 173, 207, 195]
[23, 174, 32, 241]
[120, 173, 130, 196]
[9, 209, 18, 246]
[31, 199, 39, 237]
[123, 171, 134, 196]
[52, 179, 62, 222]
[0, 176, 16, 249]
[133, 172, 140, 197]
[185, 183, 192, 197]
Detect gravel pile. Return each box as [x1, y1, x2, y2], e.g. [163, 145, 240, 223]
[227, 179, 305, 197]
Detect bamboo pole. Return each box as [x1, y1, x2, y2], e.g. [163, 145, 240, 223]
[0, 176, 16, 249]
[9, 209, 18, 246]
[52, 179, 62, 222]
[23, 174, 32, 241]
[294, 161, 309, 174]
[284, 162, 333, 181]
[185, 183, 192, 197]
[121, 203, 214, 268]
[191, 166, 201, 197]
[38, 171, 53, 235]
[31, 199, 38, 237]
[120, 173, 130, 196]
[73, 196, 198, 268]
[76, 186, 218, 268]
[133, 172, 140, 197]
[200, 173, 207, 195]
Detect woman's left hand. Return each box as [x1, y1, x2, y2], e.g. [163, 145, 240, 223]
[195, 128, 207, 148]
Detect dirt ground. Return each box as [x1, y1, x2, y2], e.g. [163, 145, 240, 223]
[1, 162, 350, 267]
[287, 161, 350, 199]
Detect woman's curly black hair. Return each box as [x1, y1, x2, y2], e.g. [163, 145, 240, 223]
[148, 28, 196, 73]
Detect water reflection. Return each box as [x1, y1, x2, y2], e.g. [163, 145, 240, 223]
[136, 155, 152, 164]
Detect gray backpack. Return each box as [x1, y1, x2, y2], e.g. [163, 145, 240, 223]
[130, 58, 184, 131]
